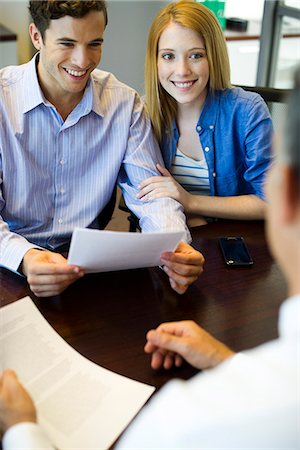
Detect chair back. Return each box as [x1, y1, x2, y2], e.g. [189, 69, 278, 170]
[238, 85, 291, 131]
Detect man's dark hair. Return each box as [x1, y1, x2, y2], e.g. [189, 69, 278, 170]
[29, 1, 107, 39]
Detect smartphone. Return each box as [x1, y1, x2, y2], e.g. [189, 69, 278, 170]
[219, 236, 253, 267]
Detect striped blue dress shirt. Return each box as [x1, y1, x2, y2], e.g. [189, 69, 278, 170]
[0, 55, 189, 272]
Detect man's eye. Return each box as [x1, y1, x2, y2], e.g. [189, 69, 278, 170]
[89, 42, 102, 48]
[60, 42, 74, 47]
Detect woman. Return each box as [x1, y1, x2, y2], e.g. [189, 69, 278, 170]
[138, 1, 272, 226]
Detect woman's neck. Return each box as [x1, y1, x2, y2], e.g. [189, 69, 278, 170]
[177, 92, 207, 125]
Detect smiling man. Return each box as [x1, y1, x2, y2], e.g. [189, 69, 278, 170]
[0, 1, 204, 297]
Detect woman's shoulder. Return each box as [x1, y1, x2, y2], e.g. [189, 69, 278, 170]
[219, 87, 265, 108]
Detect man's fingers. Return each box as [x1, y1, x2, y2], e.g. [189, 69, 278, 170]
[161, 251, 204, 268]
[163, 351, 175, 370]
[29, 263, 82, 276]
[0, 370, 18, 390]
[162, 260, 201, 277]
[175, 354, 184, 367]
[169, 278, 189, 295]
[28, 271, 83, 286]
[151, 350, 164, 370]
[148, 330, 185, 355]
[162, 266, 198, 292]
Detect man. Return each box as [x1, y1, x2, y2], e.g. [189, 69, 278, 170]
[0, 0, 204, 298]
[0, 67, 298, 448]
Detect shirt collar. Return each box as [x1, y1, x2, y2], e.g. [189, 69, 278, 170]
[278, 294, 300, 340]
[21, 54, 104, 118]
[22, 53, 46, 114]
[90, 73, 105, 117]
[196, 89, 221, 130]
[67, 75, 104, 121]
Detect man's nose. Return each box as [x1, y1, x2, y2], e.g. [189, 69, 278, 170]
[71, 46, 89, 68]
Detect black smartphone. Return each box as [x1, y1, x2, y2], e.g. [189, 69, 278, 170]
[219, 236, 253, 266]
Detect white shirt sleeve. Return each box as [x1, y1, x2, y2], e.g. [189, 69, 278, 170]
[2, 422, 54, 450]
[116, 343, 298, 449]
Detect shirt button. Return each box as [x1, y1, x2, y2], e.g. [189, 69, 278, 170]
[60, 159, 65, 165]
[209, 125, 214, 130]
[58, 218, 63, 224]
[204, 146, 210, 152]
[60, 188, 65, 194]
[196, 125, 202, 132]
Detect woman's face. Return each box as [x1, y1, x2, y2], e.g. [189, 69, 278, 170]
[157, 21, 209, 108]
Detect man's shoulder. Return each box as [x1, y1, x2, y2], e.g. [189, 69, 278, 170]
[0, 63, 27, 89]
[91, 69, 137, 96]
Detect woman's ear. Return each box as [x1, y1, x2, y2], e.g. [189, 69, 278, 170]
[29, 23, 43, 51]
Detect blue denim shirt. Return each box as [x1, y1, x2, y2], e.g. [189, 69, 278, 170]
[161, 88, 273, 200]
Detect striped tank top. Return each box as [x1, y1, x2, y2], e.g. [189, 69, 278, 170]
[170, 147, 210, 195]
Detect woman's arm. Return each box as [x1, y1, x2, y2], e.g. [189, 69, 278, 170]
[138, 164, 266, 220]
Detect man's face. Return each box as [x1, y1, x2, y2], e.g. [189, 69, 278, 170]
[30, 11, 105, 102]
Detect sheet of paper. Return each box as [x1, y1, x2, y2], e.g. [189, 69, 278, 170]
[68, 228, 185, 273]
[0, 297, 155, 449]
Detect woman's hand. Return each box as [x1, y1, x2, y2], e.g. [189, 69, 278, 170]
[138, 164, 193, 212]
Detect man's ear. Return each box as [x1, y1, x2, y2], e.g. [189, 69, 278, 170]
[29, 23, 43, 51]
[280, 165, 299, 223]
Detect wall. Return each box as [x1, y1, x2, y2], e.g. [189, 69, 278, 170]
[225, 0, 264, 20]
[101, 1, 168, 94]
[0, 0, 168, 93]
[0, 1, 298, 90]
[0, 0, 32, 64]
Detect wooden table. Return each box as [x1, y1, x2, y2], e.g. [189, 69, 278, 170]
[0, 220, 287, 391]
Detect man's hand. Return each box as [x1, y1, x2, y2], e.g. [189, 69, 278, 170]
[0, 370, 36, 437]
[138, 164, 193, 211]
[145, 320, 235, 370]
[22, 249, 85, 297]
[160, 242, 204, 294]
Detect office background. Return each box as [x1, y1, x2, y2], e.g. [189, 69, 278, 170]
[1, 0, 299, 92]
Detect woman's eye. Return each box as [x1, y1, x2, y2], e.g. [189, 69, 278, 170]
[162, 53, 174, 61]
[190, 53, 203, 60]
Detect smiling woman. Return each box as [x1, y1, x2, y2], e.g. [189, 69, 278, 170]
[141, 0, 273, 227]
[157, 23, 209, 114]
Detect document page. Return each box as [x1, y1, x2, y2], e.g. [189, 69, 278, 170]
[0, 297, 155, 449]
[68, 228, 185, 272]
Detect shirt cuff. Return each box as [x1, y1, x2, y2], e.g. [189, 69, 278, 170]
[3, 422, 54, 450]
[1, 242, 43, 274]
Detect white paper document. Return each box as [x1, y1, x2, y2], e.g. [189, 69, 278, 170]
[0, 297, 155, 449]
[68, 228, 185, 273]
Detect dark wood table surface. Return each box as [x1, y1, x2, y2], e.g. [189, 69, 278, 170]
[0, 220, 287, 391]
[0, 220, 288, 448]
